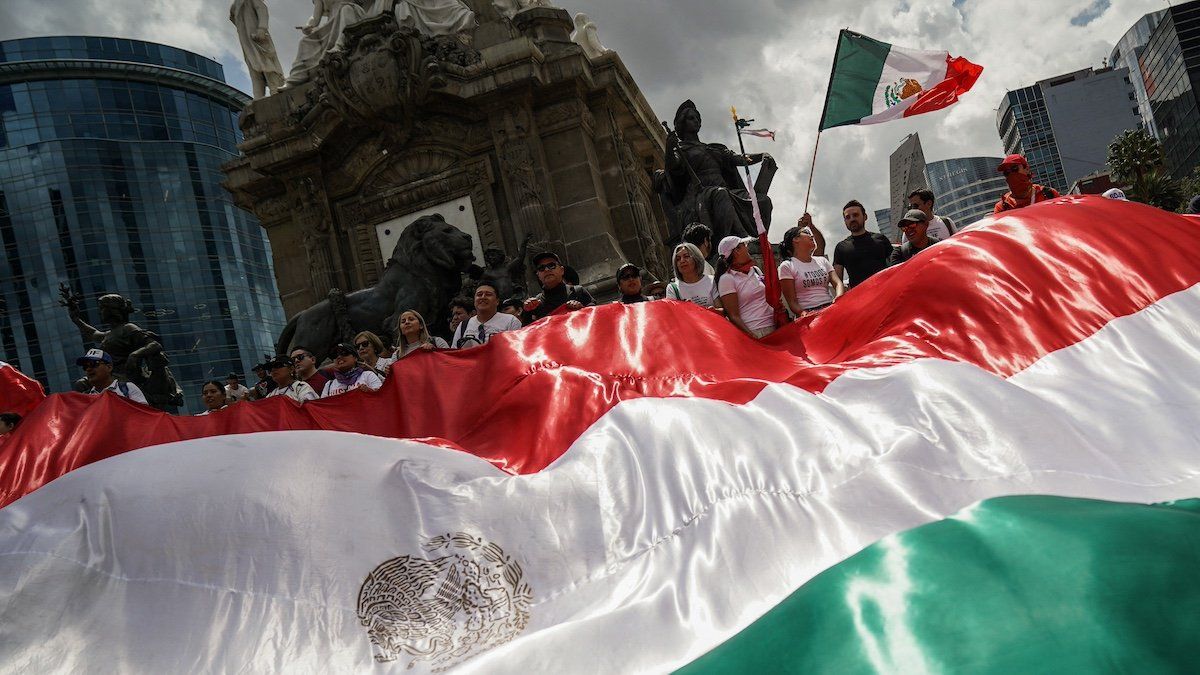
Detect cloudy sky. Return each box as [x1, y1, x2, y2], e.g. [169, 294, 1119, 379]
[0, 0, 1163, 246]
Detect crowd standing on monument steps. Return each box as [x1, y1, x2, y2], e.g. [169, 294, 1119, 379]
[4, 145, 1186, 418]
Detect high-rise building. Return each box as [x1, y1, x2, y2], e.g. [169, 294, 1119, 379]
[0, 36, 285, 412]
[1110, 9, 1167, 137]
[888, 133, 927, 230]
[873, 208, 896, 243]
[924, 157, 1008, 229]
[997, 67, 1141, 193]
[1141, 0, 1200, 179]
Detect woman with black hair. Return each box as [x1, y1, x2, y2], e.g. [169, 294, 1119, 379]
[0, 412, 20, 435]
[195, 380, 229, 416]
[715, 236, 777, 339]
[778, 225, 843, 316]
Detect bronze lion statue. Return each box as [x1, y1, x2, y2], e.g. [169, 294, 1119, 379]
[275, 213, 475, 359]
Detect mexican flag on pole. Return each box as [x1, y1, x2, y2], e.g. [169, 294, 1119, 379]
[819, 30, 983, 130]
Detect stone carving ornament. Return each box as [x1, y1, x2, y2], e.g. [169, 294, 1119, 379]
[570, 13, 609, 60]
[58, 286, 184, 412]
[369, 0, 476, 44]
[276, 214, 476, 358]
[491, 0, 549, 21]
[284, 0, 369, 87]
[229, 0, 285, 98]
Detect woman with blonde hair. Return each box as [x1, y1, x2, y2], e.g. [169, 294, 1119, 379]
[354, 330, 395, 378]
[395, 310, 449, 358]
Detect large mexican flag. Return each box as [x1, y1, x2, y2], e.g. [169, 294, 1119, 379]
[2, 197, 1200, 672]
[819, 29, 983, 130]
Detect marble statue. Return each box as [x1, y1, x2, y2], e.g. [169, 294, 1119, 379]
[491, 0, 549, 20]
[370, 0, 476, 42]
[284, 0, 368, 86]
[653, 100, 777, 249]
[230, 0, 286, 98]
[570, 13, 608, 60]
[59, 286, 184, 413]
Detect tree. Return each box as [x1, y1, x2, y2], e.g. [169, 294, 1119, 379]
[1108, 129, 1185, 210]
[1179, 166, 1200, 210]
[1107, 128, 1165, 184]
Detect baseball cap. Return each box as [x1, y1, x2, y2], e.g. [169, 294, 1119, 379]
[226, 372, 240, 381]
[616, 263, 641, 280]
[330, 342, 358, 359]
[75, 348, 112, 366]
[1102, 188, 1128, 201]
[717, 235, 752, 259]
[997, 154, 1029, 172]
[531, 251, 561, 267]
[265, 355, 292, 370]
[898, 208, 929, 224]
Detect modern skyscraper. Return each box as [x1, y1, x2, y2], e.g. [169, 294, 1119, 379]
[1110, 9, 1167, 137]
[924, 157, 1008, 229]
[0, 36, 285, 411]
[873, 208, 896, 243]
[997, 67, 1141, 193]
[1140, 0, 1200, 179]
[888, 133, 927, 230]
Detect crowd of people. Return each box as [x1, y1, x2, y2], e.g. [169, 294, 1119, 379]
[7, 152, 1191, 422]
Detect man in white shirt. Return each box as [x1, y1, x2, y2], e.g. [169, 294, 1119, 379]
[456, 281, 522, 348]
[76, 348, 148, 404]
[906, 188, 956, 242]
[264, 355, 319, 403]
[224, 373, 250, 401]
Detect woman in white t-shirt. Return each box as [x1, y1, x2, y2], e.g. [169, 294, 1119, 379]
[777, 225, 844, 316]
[664, 243, 720, 311]
[715, 236, 777, 339]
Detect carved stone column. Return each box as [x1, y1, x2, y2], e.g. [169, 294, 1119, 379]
[489, 106, 555, 249]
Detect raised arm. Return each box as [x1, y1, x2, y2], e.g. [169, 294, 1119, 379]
[58, 284, 104, 343]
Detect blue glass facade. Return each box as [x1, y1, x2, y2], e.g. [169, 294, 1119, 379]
[1142, 1, 1200, 180]
[925, 157, 1009, 228]
[996, 86, 1068, 193]
[1111, 10, 1167, 137]
[0, 36, 284, 413]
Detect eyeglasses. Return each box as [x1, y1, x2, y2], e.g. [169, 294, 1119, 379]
[535, 263, 559, 272]
[354, 342, 371, 350]
[899, 221, 919, 229]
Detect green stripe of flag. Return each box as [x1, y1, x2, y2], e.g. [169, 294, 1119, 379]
[677, 496, 1200, 673]
[819, 30, 892, 131]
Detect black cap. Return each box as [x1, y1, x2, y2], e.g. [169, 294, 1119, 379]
[531, 250, 560, 266]
[330, 342, 358, 359]
[617, 263, 641, 279]
[252, 363, 266, 372]
[226, 372, 240, 381]
[265, 355, 292, 370]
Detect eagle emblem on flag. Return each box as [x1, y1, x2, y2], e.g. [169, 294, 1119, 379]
[356, 533, 532, 670]
[884, 77, 923, 107]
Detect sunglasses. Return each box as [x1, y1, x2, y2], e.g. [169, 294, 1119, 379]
[899, 221, 920, 229]
[354, 342, 371, 350]
[535, 262, 559, 272]
[291, 354, 311, 363]
[80, 361, 104, 370]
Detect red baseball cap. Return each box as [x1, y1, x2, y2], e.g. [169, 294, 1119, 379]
[997, 154, 1029, 172]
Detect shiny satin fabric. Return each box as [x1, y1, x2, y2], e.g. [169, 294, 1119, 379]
[2, 197, 1199, 510]
[678, 496, 1200, 674]
[3, 282, 1200, 672]
[0, 363, 44, 417]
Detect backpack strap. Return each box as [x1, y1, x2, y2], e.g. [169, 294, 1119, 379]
[117, 381, 130, 398]
[668, 281, 680, 299]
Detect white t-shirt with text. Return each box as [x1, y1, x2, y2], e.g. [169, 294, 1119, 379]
[778, 256, 835, 310]
[321, 370, 384, 397]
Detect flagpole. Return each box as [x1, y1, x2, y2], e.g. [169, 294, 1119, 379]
[802, 130, 822, 214]
[730, 106, 753, 183]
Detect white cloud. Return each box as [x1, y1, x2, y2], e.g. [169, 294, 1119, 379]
[0, 0, 1167, 249]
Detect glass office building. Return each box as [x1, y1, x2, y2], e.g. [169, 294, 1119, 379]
[0, 36, 285, 412]
[925, 157, 1008, 229]
[1141, 1, 1200, 180]
[1110, 9, 1167, 137]
[997, 85, 1068, 193]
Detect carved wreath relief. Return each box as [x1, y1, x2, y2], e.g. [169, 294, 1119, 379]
[357, 534, 532, 671]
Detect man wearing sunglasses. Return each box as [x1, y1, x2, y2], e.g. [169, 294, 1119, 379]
[289, 346, 330, 393]
[890, 209, 941, 266]
[76, 348, 148, 404]
[993, 154, 1059, 214]
[522, 251, 595, 323]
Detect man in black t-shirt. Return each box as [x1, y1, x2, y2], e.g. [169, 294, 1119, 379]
[890, 209, 941, 265]
[832, 200, 894, 289]
[522, 251, 596, 323]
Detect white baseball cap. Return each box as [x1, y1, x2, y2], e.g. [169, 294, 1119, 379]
[717, 235, 752, 259]
[1102, 188, 1128, 201]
